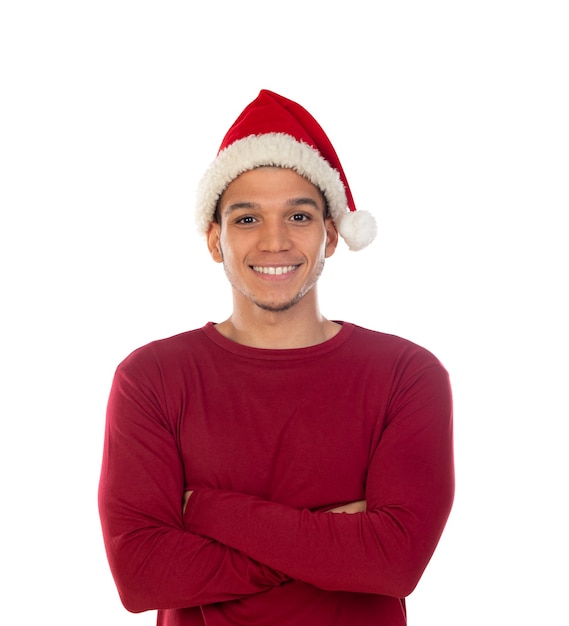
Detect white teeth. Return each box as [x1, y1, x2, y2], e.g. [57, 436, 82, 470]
[252, 265, 297, 275]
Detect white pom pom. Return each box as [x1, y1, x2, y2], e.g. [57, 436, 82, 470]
[337, 210, 377, 251]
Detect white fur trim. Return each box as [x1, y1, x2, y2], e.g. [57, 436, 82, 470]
[195, 133, 376, 250]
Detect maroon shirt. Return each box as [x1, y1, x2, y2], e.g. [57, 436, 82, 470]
[99, 322, 454, 625]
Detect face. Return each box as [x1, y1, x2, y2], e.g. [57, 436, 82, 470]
[207, 167, 338, 313]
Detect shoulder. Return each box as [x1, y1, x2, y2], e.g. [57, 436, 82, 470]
[340, 324, 450, 393]
[346, 323, 443, 366]
[345, 325, 452, 412]
[115, 325, 210, 376]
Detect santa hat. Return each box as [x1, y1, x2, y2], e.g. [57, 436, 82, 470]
[195, 89, 376, 251]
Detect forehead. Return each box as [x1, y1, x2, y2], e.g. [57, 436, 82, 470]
[219, 167, 325, 209]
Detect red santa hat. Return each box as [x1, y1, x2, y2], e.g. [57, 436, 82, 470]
[195, 89, 377, 251]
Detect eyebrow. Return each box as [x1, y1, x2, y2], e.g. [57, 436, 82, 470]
[287, 197, 321, 209]
[223, 201, 260, 215]
[223, 197, 322, 215]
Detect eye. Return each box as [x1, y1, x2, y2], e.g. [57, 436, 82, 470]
[235, 215, 256, 225]
[291, 213, 311, 222]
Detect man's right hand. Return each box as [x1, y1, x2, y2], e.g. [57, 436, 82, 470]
[327, 500, 367, 514]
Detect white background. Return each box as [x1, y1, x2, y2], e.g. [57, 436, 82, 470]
[1, 1, 567, 624]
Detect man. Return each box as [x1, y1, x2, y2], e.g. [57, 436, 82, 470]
[98, 89, 454, 625]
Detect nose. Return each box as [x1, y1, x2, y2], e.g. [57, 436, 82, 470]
[257, 219, 292, 252]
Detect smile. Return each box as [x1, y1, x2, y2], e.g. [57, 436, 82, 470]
[252, 265, 298, 275]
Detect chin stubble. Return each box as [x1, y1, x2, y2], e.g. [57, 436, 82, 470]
[219, 243, 325, 313]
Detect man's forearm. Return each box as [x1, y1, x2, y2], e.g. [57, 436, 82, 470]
[184, 490, 365, 515]
[184, 475, 451, 599]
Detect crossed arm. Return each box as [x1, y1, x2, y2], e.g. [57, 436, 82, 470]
[183, 491, 366, 515]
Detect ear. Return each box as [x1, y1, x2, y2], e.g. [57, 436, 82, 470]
[206, 222, 223, 263]
[324, 217, 339, 258]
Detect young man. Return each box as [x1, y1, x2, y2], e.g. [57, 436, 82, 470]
[98, 90, 454, 625]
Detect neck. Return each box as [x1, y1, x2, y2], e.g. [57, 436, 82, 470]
[215, 291, 340, 349]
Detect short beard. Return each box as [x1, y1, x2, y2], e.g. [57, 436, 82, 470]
[218, 243, 325, 314]
[252, 294, 304, 313]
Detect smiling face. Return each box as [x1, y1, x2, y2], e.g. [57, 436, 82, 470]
[207, 167, 338, 315]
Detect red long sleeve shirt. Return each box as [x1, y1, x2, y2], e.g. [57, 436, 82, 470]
[98, 322, 454, 625]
